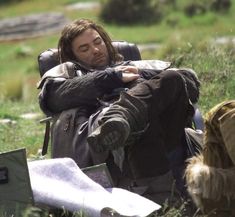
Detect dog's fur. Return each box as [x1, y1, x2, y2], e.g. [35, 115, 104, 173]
[185, 101, 235, 216]
[185, 154, 235, 216]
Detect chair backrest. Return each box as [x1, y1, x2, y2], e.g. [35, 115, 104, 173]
[38, 41, 141, 77]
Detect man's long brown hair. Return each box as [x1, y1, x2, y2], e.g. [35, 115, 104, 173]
[58, 19, 122, 64]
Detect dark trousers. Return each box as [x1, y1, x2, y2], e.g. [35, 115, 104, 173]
[124, 69, 193, 179]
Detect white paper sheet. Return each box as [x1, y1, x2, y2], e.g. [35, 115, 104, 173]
[28, 158, 161, 217]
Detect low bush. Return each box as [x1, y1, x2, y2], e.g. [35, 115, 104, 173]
[100, 0, 163, 25]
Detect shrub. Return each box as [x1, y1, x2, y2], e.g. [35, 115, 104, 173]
[183, 0, 232, 17]
[184, 2, 207, 17]
[210, 0, 231, 12]
[100, 0, 163, 25]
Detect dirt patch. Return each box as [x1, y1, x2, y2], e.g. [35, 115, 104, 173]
[0, 12, 69, 42]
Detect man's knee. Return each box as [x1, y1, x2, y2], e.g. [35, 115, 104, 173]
[165, 68, 184, 80]
[163, 69, 200, 103]
[157, 69, 186, 93]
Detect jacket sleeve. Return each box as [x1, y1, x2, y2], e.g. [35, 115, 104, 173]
[39, 68, 124, 114]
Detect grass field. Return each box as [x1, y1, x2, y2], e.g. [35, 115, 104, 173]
[0, 0, 235, 216]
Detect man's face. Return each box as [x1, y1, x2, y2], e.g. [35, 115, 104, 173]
[71, 28, 110, 69]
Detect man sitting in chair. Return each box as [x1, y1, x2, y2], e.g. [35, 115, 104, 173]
[37, 18, 200, 200]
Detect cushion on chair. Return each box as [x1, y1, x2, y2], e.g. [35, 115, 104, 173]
[112, 41, 141, 61]
[38, 48, 59, 77]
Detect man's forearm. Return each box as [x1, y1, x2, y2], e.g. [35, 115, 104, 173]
[39, 69, 124, 114]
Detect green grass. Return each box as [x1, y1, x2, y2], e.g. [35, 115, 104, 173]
[0, 98, 44, 156]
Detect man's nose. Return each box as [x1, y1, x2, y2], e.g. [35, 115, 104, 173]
[91, 45, 99, 53]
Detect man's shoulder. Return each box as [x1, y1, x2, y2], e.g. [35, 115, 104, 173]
[37, 62, 77, 89]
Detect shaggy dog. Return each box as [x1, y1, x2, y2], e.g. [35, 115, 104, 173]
[185, 100, 235, 217]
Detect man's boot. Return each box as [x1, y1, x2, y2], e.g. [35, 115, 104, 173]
[87, 91, 148, 153]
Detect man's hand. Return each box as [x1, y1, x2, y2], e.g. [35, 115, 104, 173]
[115, 65, 140, 83]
